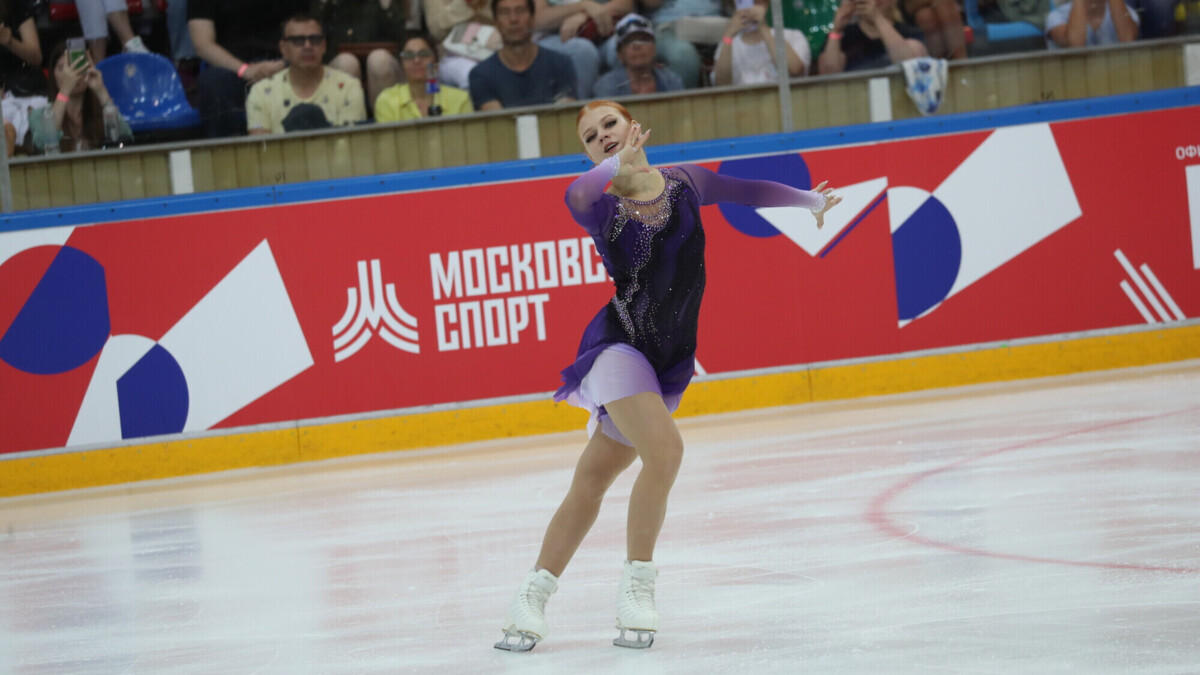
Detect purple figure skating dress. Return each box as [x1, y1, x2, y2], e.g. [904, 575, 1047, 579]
[555, 156, 826, 445]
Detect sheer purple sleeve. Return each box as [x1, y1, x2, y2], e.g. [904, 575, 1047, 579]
[564, 155, 620, 235]
[676, 163, 826, 213]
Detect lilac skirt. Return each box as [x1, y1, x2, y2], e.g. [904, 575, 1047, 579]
[560, 344, 683, 447]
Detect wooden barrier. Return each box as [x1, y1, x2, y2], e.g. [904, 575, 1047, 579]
[3, 38, 1192, 212]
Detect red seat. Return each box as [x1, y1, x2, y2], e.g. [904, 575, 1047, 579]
[48, 0, 77, 22]
[48, 0, 146, 23]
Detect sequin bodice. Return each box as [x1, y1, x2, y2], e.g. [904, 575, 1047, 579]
[558, 161, 824, 401]
[597, 168, 706, 370]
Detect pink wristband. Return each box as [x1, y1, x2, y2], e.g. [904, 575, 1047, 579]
[828, 31, 843, 41]
[722, 35, 733, 46]
[237, 63, 249, 78]
[55, 92, 70, 103]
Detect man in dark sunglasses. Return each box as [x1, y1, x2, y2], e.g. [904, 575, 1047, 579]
[246, 12, 366, 134]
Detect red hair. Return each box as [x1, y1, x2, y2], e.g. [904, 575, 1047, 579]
[576, 100, 633, 128]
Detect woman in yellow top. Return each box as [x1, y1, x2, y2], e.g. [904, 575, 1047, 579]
[375, 33, 474, 122]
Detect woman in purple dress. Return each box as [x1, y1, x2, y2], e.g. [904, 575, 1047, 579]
[496, 100, 841, 653]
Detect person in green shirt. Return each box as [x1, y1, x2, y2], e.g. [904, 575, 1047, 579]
[375, 33, 474, 121]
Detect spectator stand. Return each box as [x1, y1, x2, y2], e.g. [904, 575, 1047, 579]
[0, 36, 1194, 213]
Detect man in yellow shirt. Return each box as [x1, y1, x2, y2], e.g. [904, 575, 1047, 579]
[247, 12, 366, 134]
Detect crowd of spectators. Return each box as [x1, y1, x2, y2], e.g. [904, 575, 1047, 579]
[0, 0, 1195, 152]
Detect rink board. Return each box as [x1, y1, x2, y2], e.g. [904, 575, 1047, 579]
[2, 87, 1199, 494]
[4, 322, 1199, 498]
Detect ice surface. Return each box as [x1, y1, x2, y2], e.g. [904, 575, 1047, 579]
[2, 361, 1199, 674]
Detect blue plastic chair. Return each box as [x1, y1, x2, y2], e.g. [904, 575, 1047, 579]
[963, 0, 1046, 41]
[95, 53, 201, 134]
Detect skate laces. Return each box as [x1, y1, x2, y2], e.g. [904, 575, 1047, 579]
[625, 573, 656, 610]
[519, 577, 553, 612]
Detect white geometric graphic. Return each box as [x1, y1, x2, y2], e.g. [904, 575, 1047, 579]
[887, 186, 933, 234]
[934, 123, 1083, 300]
[332, 259, 419, 362]
[159, 239, 314, 432]
[1114, 249, 1187, 324]
[0, 225, 75, 267]
[68, 334, 157, 445]
[1187, 164, 1200, 269]
[756, 177, 889, 256]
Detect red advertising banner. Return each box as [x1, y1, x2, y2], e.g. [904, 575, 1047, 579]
[1, 105, 1197, 455]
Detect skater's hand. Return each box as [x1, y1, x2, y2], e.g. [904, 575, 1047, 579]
[616, 121, 653, 176]
[812, 180, 841, 229]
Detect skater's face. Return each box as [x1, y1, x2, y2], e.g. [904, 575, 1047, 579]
[577, 104, 633, 164]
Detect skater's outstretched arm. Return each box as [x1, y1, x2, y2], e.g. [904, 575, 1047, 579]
[676, 163, 831, 212]
[564, 155, 620, 235]
[677, 163, 841, 228]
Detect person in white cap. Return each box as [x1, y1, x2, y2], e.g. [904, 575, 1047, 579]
[592, 14, 684, 97]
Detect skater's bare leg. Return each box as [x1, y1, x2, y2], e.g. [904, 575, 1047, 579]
[604, 392, 683, 563]
[535, 430, 637, 576]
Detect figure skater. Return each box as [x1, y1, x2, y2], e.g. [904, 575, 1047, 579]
[495, 100, 841, 652]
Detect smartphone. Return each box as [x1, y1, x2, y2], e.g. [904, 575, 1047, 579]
[735, 0, 757, 33]
[67, 38, 87, 69]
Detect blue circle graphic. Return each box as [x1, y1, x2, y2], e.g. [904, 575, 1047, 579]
[891, 195, 962, 321]
[717, 154, 813, 238]
[0, 246, 111, 375]
[117, 343, 190, 439]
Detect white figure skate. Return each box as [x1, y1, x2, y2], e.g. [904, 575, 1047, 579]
[614, 560, 658, 649]
[495, 568, 558, 652]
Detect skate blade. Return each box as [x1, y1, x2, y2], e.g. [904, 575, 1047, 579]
[613, 627, 655, 649]
[494, 630, 540, 652]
